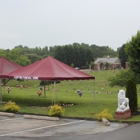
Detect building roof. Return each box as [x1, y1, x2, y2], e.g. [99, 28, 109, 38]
[94, 57, 121, 64]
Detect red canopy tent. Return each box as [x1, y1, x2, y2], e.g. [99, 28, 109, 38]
[0, 57, 23, 102]
[0, 57, 23, 77]
[3, 56, 95, 104]
[5, 56, 95, 80]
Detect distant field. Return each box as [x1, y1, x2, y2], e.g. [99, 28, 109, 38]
[0, 69, 140, 122]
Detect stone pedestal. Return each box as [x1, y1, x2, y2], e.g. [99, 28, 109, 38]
[115, 109, 131, 119]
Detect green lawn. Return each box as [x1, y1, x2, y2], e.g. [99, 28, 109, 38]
[0, 69, 140, 122]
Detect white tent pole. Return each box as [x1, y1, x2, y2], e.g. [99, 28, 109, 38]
[93, 79, 95, 103]
[51, 90, 54, 105]
[51, 81, 56, 105]
[43, 81, 46, 99]
[54, 81, 56, 105]
[0, 78, 2, 102]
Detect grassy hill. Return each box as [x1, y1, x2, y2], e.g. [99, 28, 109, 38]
[0, 69, 140, 122]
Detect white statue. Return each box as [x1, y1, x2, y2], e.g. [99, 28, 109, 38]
[116, 89, 130, 112]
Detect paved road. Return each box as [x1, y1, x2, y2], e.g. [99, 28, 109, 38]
[1, 123, 139, 140]
[0, 113, 139, 140]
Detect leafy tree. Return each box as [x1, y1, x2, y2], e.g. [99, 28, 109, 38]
[63, 45, 74, 65]
[73, 45, 81, 67]
[0, 49, 7, 57]
[90, 44, 117, 61]
[42, 46, 49, 54]
[8, 48, 21, 60]
[85, 61, 89, 69]
[1, 42, 118, 68]
[54, 46, 67, 63]
[104, 62, 110, 70]
[125, 31, 140, 75]
[7, 48, 30, 66]
[79, 47, 86, 67]
[108, 70, 135, 87]
[49, 46, 57, 57]
[126, 77, 138, 113]
[15, 55, 31, 66]
[15, 45, 32, 55]
[71, 63, 74, 68]
[34, 46, 43, 56]
[86, 49, 94, 64]
[25, 54, 41, 63]
[90, 61, 95, 69]
[118, 44, 128, 68]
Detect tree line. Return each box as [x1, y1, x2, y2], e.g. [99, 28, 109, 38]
[0, 43, 118, 68]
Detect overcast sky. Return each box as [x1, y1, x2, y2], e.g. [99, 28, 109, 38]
[0, 0, 140, 51]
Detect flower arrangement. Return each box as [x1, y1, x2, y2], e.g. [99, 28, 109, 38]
[58, 101, 74, 107]
[7, 86, 11, 93]
[77, 90, 82, 97]
[37, 90, 42, 96]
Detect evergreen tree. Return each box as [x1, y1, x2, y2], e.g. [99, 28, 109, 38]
[126, 77, 138, 113]
[54, 46, 66, 63]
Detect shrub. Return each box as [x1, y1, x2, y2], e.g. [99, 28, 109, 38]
[49, 104, 64, 117]
[4, 101, 20, 113]
[95, 108, 113, 121]
[126, 77, 138, 113]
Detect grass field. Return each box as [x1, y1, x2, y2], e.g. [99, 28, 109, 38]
[0, 69, 140, 122]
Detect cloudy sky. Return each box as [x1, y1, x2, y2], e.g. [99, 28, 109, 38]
[0, 0, 140, 51]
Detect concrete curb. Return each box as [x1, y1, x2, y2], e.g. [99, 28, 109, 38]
[0, 112, 15, 117]
[102, 118, 111, 126]
[23, 114, 59, 121]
